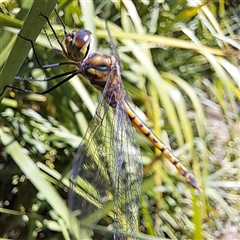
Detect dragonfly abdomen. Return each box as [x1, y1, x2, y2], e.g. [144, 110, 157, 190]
[123, 101, 198, 189]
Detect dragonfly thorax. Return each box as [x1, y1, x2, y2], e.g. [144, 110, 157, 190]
[65, 29, 92, 62]
[81, 52, 123, 108]
[81, 52, 112, 92]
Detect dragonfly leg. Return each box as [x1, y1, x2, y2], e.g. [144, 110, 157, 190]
[18, 34, 75, 70]
[0, 31, 80, 96]
[39, 10, 69, 58]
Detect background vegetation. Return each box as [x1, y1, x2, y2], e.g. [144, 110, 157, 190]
[0, 0, 239, 239]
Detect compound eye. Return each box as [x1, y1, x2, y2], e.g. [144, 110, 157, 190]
[65, 29, 93, 61]
[70, 29, 93, 61]
[74, 30, 92, 50]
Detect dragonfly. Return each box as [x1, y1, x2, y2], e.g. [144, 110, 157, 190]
[1, 9, 199, 240]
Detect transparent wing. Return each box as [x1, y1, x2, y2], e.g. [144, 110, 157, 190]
[68, 91, 115, 237]
[113, 101, 142, 239]
[68, 67, 143, 239]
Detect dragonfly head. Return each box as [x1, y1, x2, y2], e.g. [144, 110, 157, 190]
[65, 29, 93, 62]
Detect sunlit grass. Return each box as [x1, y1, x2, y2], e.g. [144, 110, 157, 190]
[0, 1, 239, 239]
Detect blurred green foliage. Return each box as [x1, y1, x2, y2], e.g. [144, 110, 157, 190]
[0, 0, 239, 239]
